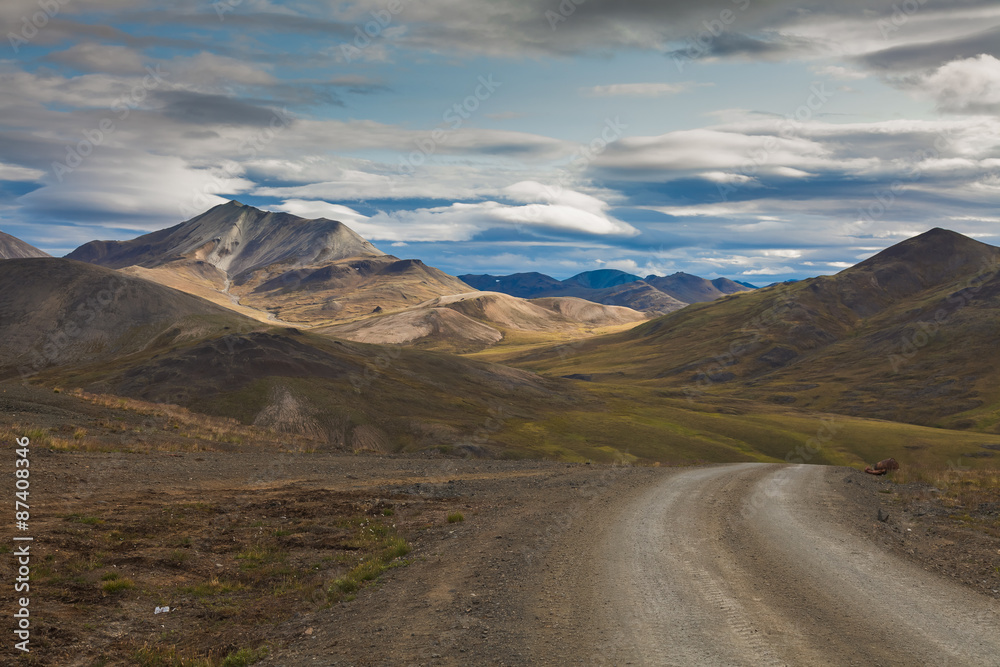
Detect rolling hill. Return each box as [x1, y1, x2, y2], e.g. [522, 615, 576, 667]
[6, 243, 999, 467]
[320, 292, 647, 352]
[0, 258, 247, 378]
[505, 228, 1000, 431]
[0, 257, 584, 453]
[644, 273, 754, 304]
[460, 269, 752, 313]
[0, 231, 48, 259]
[66, 201, 473, 323]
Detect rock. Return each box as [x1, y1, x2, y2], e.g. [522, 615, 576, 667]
[878, 508, 890, 522]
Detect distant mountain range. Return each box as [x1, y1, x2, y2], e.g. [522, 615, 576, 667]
[460, 269, 755, 313]
[49, 202, 658, 349]
[7, 203, 756, 328]
[0, 231, 48, 260]
[2, 220, 999, 463]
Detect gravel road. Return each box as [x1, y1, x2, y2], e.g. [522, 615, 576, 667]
[30, 450, 997, 665]
[532, 463, 1000, 666]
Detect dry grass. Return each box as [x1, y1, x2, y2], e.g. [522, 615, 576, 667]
[10, 487, 438, 664]
[894, 465, 1000, 510]
[892, 464, 1000, 540]
[1, 389, 323, 454]
[69, 388, 304, 448]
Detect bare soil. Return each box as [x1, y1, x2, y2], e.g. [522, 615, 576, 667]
[2, 400, 997, 666]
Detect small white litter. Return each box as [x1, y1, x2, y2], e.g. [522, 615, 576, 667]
[154, 606, 171, 614]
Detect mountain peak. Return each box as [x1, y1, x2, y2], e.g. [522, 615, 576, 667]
[0, 231, 49, 260]
[843, 228, 1000, 304]
[567, 269, 642, 289]
[854, 228, 998, 275]
[67, 202, 384, 276]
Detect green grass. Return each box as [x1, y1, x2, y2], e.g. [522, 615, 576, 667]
[132, 642, 266, 666]
[479, 381, 1000, 469]
[221, 647, 268, 667]
[23, 427, 51, 446]
[236, 544, 286, 570]
[182, 577, 242, 598]
[447, 512, 464, 523]
[67, 514, 105, 526]
[101, 575, 136, 594]
[329, 518, 411, 600]
[164, 549, 191, 565]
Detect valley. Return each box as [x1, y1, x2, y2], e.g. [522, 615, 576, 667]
[2, 204, 999, 665]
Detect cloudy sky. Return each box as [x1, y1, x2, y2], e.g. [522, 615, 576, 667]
[1, 0, 999, 282]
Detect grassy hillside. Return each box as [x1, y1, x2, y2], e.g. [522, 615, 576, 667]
[484, 383, 1000, 468]
[498, 229, 1000, 433]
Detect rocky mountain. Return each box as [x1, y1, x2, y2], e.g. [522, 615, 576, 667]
[512, 228, 1000, 431]
[0, 231, 48, 259]
[460, 269, 753, 314]
[65, 201, 473, 323]
[66, 200, 383, 274]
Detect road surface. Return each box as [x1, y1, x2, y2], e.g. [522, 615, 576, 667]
[533, 463, 1000, 666]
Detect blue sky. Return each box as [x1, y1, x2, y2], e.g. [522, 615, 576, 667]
[1, 0, 998, 282]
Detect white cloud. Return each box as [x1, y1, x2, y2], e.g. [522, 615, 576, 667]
[743, 266, 795, 275]
[760, 249, 802, 259]
[327, 183, 637, 243]
[921, 54, 1000, 114]
[592, 128, 864, 175]
[812, 65, 867, 81]
[353, 199, 638, 242]
[268, 199, 370, 225]
[48, 43, 147, 75]
[18, 152, 254, 230]
[580, 82, 708, 98]
[0, 163, 45, 181]
[502, 180, 620, 215]
[170, 53, 276, 87]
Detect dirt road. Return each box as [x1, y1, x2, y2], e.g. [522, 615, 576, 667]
[27, 450, 997, 665]
[532, 463, 1000, 666]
